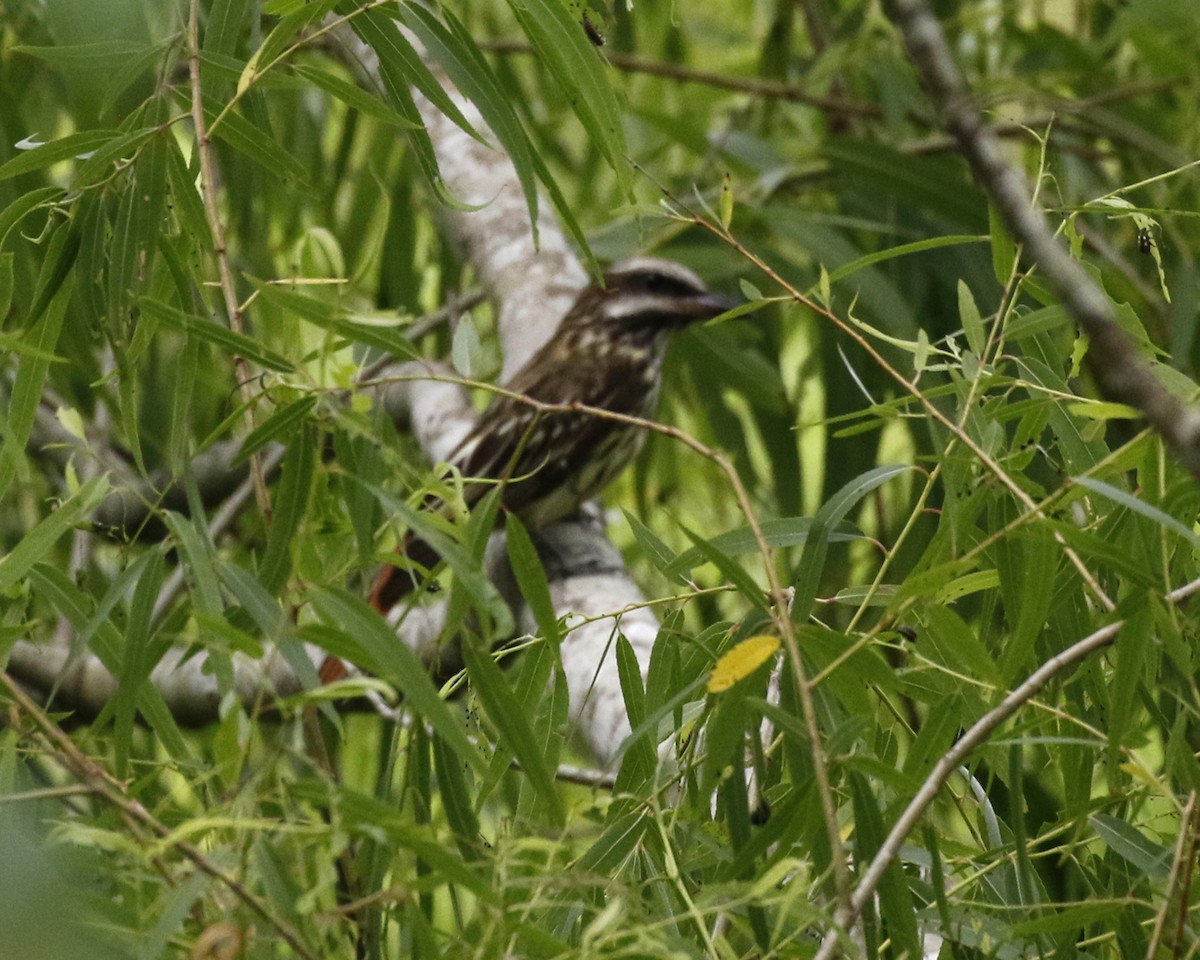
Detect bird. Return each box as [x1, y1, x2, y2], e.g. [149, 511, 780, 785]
[366, 256, 734, 614]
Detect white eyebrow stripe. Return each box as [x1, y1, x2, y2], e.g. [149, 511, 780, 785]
[602, 292, 691, 320]
[606, 257, 707, 290]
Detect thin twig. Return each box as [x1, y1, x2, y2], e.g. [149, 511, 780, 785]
[480, 39, 883, 118]
[0, 671, 320, 960]
[812, 620, 1120, 960]
[187, 0, 272, 519]
[358, 364, 854, 908]
[812, 570, 1200, 959]
[884, 0, 1200, 481]
[1144, 791, 1198, 960]
[687, 216, 1115, 614]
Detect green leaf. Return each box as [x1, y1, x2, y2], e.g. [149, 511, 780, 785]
[459, 633, 565, 826]
[989, 202, 1016, 283]
[163, 512, 224, 617]
[204, 0, 250, 56]
[613, 636, 656, 790]
[309, 586, 487, 773]
[576, 811, 650, 873]
[0, 185, 62, 250]
[680, 523, 769, 610]
[0, 263, 74, 500]
[139, 297, 295, 372]
[958, 278, 985, 356]
[793, 464, 912, 621]
[663, 515, 864, 580]
[0, 130, 122, 181]
[1073, 475, 1200, 552]
[257, 424, 317, 594]
[504, 513, 560, 647]
[506, 0, 631, 199]
[0, 476, 110, 593]
[399, 4, 542, 239]
[1090, 814, 1171, 879]
[199, 93, 309, 184]
[233, 395, 317, 468]
[253, 281, 421, 359]
[850, 772, 920, 959]
[996, 522, 1057, 683]
[291, 63, 420, 128]
[822, 233, 987, 287]
[337, 2, 445, 188]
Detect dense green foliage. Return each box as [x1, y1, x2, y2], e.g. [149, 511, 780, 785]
[2, 0, 1199, 957]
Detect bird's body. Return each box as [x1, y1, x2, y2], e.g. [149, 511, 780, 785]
[368, 257, 731, 612]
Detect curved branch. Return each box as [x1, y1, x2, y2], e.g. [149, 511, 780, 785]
[884, 0, 1200, 481]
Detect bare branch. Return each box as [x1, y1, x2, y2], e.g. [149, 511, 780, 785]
[883, 0, 1200, 481]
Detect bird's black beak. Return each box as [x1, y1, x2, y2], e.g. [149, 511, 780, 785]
[685, 290, 739, 322]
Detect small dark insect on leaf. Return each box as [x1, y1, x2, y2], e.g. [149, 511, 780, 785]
[1137, 227, 1153, 255]
[582, 13, 606, 46]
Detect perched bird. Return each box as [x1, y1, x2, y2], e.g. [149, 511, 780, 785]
[367, 256, 733, 613]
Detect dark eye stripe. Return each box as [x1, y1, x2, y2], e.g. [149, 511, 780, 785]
[627, 272, 701, 298]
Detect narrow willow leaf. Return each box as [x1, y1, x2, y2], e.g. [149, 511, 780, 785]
[163, 512, 224, 617]
[958, 278, 985, 356]
[1074, 474, 1200, 552]
[432, 734, 483, 860]
[139, 297, 294, 372]
[292, 63, 419, 128]
[253, 275, 421, 359]
[989, 202, 1016, 284]
[401, 4, 543, 239]
[997, 524, 1057, 682]
[460, 634, 565, 826]
[232, 394, 317, 468]
[309, 586, 487, 773]
[823, 234, 986, 286]
[681, 523, 768, 610]
[0, 252, 12, 319]
[934, 568, 1000, 604]
[708, 635, 779, 693]
[112, 551, 166, 776]
[507, 0, 631, 199]
[0, 185, 62, 249]
[504, 513, 560, 647]
[204, 0, 249, 56]
[1066, 401, 1140, 420]
[850, 772, 921, 959]
[793, 464, 911, 621]
[576, 811, 650, 872]
[664, 516, 863, 579]
[0, 268, 73, 499]
[337, 2, 447, 187]
[1090, 814, 1171, 879]
[258, 424, 317, 594]
[622, 509, 680, 577]
[108, 131, 169, 325]
[0, 476, 109, 592]
[0, 130, 121, 181]
[613, 636, 655, 790]
[1006, 305, 1069, 340]
[199, 94, 309, 183]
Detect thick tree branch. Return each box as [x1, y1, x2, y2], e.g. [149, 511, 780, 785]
[884, 0, 1200, 481]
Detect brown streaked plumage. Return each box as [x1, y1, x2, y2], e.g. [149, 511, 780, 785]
[367, 257, 732, 613]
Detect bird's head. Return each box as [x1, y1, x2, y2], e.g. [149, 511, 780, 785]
[596, 257, 736, 331]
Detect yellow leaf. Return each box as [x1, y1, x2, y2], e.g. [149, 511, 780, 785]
[708, 635, 780, 693]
